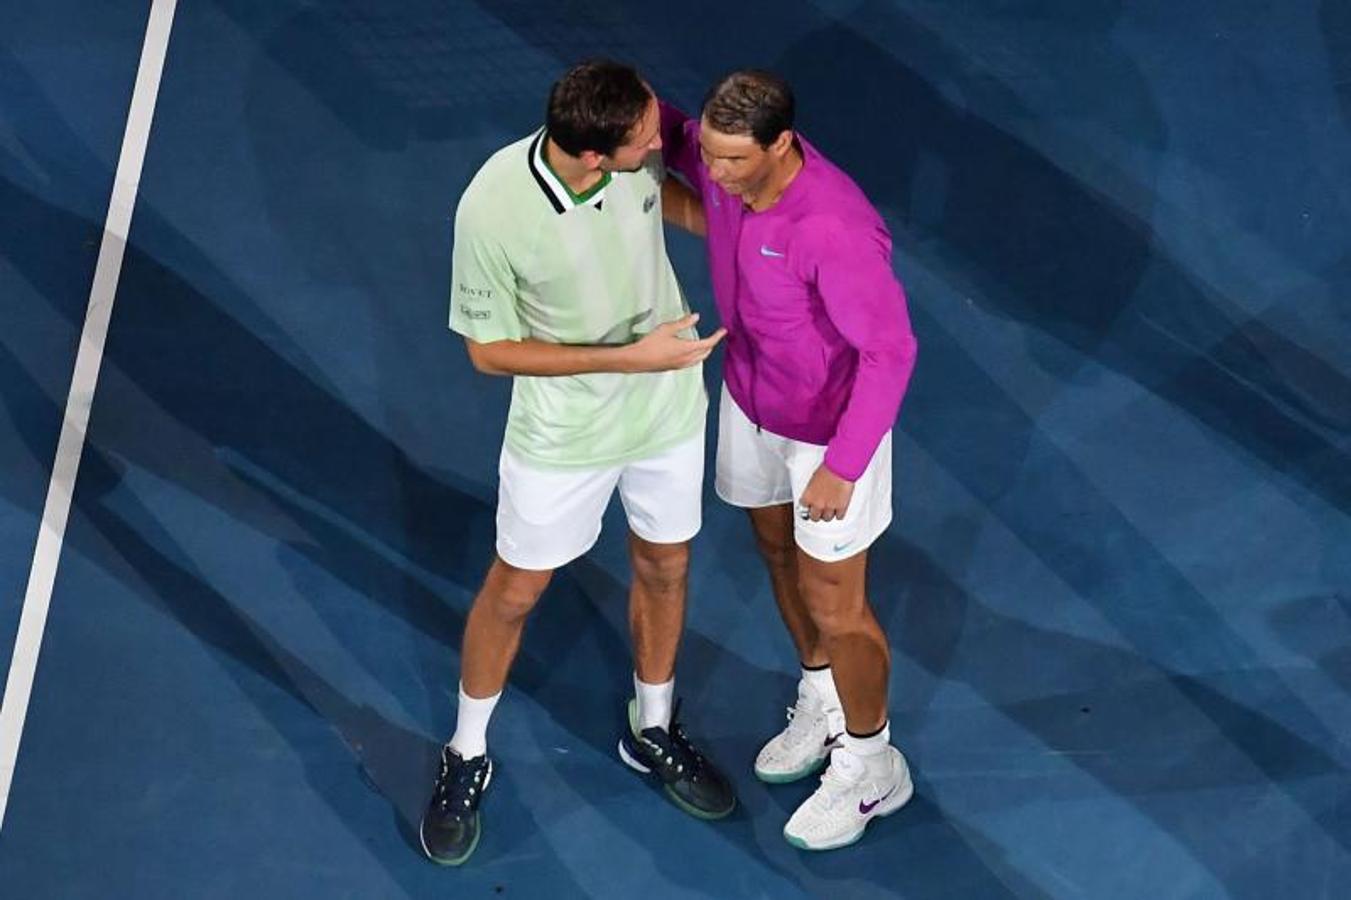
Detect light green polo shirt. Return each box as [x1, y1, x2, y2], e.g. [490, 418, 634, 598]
[449, 129, 706, 469]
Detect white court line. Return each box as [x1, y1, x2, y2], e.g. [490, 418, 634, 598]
[0, 0, 178, 831]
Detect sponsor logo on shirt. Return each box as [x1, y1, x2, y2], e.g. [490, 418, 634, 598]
[642, 193, 657, 213]
[760, 245, 786, 258]
[457, 283, 493, 300]
[459, 304, 491, 321]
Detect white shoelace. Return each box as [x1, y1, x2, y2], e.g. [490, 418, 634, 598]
[813, 749, 868, 811]
[779, 686, 823, 749]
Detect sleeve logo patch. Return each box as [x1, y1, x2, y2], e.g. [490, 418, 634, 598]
[458, 304, 491, 320]
[642, 193, 657, 213]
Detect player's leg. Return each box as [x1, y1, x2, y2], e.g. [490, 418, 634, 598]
[628, 532, 687, 706]
[796, 550, 888, 734]
[781, 433, 912, 851]
[421, 447, 619, 865]
[714, 386, 844, 783]
[616, 431, 735, 819]
[747, 503, 821, 666]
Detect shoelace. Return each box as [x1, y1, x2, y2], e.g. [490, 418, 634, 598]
[779, 690, 823, 750]
[639, 724, 702, 780]
[812, 752, 867, 811]
[668, 719, 711, 783]
[433, 748, 487, 819]
[638, 700, 709, 783]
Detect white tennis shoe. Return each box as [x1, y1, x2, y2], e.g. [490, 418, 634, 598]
[754, 679, 845, 783]
[783, 744, 913, 850]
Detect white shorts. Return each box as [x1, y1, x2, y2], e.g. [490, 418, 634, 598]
[715, 386, 892, 563]
[495, 432, 704, 571]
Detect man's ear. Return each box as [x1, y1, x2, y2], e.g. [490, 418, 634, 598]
[578, 149, 605, 170]
[770, 129, 795, 158]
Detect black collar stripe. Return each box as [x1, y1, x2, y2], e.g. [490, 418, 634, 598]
[527, 130, 566, 214]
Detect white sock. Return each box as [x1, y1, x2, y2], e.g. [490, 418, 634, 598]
[634, 672, 674, 730]
[801, 665, 845, 733]
[840, 722, 891, 761]
[801, 665, 839, 705]
[448, 683, 500, 759]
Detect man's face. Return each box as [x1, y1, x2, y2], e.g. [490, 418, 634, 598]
[598, 96, 663, 173]
[698, 119, 780, 198]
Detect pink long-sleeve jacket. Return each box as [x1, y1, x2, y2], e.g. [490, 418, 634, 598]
[660, 103, 918, 481]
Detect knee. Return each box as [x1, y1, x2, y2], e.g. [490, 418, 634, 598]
[480, 560, 551, 621]
[799, 573, 859, 637]
[631, 541, 689, 593]
[798, 564, 847, 599]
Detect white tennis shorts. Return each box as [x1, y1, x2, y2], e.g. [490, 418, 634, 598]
[715, 386, 892, 562]
[495, 431, 704, 571]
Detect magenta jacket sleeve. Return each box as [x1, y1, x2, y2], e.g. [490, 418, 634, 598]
[801, 217, 918, 481]
[657, 101, 704, 188]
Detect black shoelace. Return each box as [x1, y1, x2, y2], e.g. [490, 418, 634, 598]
[432, 748, 487, 820]
[639, 700, 710, 784]
[668, 719, 711, 783]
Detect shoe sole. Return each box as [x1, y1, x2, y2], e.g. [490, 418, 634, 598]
[419, 814, 481, 866]
[617, 737, 737, 821]
[754, 755, 829, 784]
[783, 776, 914, 852]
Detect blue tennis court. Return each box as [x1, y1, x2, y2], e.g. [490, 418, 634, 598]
[2, 1, 1348, 897]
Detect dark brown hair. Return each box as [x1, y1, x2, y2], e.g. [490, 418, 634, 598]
[701, 69, 795, 147]
[546, 59, 650, 156]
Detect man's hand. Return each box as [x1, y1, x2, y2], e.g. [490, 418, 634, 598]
[797, 464, 855, 522]
[623, 313, 726, 372]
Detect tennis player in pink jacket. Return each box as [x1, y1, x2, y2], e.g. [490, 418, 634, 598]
[660, 69, 918, 850]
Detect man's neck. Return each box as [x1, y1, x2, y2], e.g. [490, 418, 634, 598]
[745, 145, 803, 213]
[544, 137, 605, 197]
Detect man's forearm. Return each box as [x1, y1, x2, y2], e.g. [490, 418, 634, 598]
[464, 312, 719, 377]
[657, 100, 703, 187]
[822, 344, 917, 481]
[468, 338, 637, 376]
[662, 177, 706, 237]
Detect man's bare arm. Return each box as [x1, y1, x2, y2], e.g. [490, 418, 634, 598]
[661, 177, 706, 237]
[466, 313, 725, 376]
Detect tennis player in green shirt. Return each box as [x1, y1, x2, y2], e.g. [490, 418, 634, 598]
[420, 60, 734, 866]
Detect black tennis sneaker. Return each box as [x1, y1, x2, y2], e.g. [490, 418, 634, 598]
[617, 699, 736, 819]
[419, 746, 492, 866]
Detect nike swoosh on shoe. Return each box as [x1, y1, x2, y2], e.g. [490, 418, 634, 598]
[858, 786, 895, 815]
